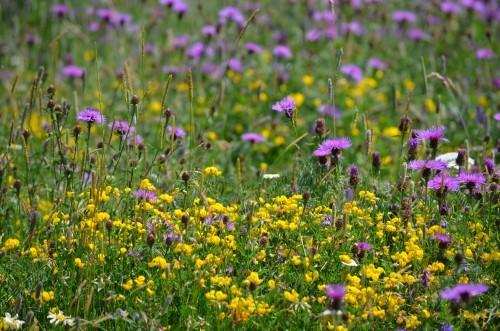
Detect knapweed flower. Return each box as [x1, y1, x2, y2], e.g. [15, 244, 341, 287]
[51, 4, 69, 17]
[167, 126, 186, 140]
[201, 25, 217, 37]
[440, 283, 488, 303]
[109, 119, 135, 136]
[340, 64, 363, 82]
[172, 0, 188, 17]
[245, 42, 262, 54]
[325, 284, 346, 301]
[433, 234, 451, 249]
[313, 137, 351, 157]
[273, 45, 292, 59]
[457, 171, 486, 191]
[272, 96, 296, 118]
[218, 6, 245, 26]
[3, 313, 25, 330]
[392, 10, 417, 23]
[441, 323, 454, 331]
[408, 159, 447, 179]
[47, 310, 75, 326]
[319, 104, 341, 118]
[428, 174, 460, 193]
[77, 108, 105, 124]
[415, 126, 446, 150]
[62, 65, 85, 79]
[241, 132, 265, 144]
[368, 57, 386, 70]
[134, 189, 157, 202]
[353, 241, 372, 258]
[476, 48, 494, 60]
[408, 160, 447, 171]
[407, 28, 427, 41]
[325, 284, 346, 309]
[440, 1, 462, 15]
[227, 58, 243, 72]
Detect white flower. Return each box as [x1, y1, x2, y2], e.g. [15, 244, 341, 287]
[262, 174, 280, 179]
[435, 152, 474, 169]
[341, 259, 359, 267]
[3, 313, 25, 330]
[47, 310, 75, 326]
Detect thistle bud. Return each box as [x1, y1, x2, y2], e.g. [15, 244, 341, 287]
[131, 95, 139, 105]
[147, 232, 155, 248]
[398, 114, 411, 133]
[456, 148, 466, 167]
[314, 118, 325, 136]
[372, 151, 381, 172]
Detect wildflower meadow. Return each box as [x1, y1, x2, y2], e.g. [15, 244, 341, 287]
[0, 1, 499, 330]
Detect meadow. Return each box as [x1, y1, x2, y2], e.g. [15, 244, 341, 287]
[0, 0, 499, 330]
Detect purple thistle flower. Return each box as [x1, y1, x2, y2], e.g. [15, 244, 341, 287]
[134, 189, 157, 202]
[313, 138, 351, 157]
[476, 48, 494, 60]
[440, 283, 488, 303]
[109, 120, 135, 136]
[340, 21, 364, 36]
[440, 2, 462, 14]
[186, 42, 205, 60]
[325, 284, 346, 309]
[241, 133, 265, 144]
[325, 284, 346, 301]
[306, 29, 322, 42]
[485, 158, 495, 175]
[340, 64, 363, 82]
[415, 126, 446, 149]
[407, 28, 427, 41]
[441, 323, 454, 331]
[51, 4, 70, 17]
[219, 6, 245, 27]
[173, 34, 189, 49]
[159, 0, 177, 7]
[164, 232, 178, 246]
[167, 126, 186, 140]
[428, 174, 460, 193]
[408, 160, 448, 171]
[172, 0, 188, 16]
[128, 133, 144, 146]
[319, 105, 341, 118]
[433, 234, 451, 249]
[353, 241, 372, 258]
[368, 58, 386, 70]
[273, 45, 292, 59]
[458, 171, 486, 190]
[77, 108, 105, 124]
[272, 96, 296, 118]
[63, 65, 85, 79]
[494, 113, 500, 121]
[392, 10, 417, 23]
[355, 242, 372, 252]
[245, 42, 262, 54]
[227, 58, 243, 72]
[201, 25, 217, 37]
